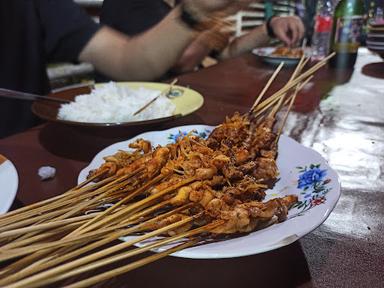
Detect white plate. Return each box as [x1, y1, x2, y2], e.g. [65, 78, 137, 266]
[78, 125, 341, 259]
[252, 47, 311, 66]
[0, 154, 19, 213]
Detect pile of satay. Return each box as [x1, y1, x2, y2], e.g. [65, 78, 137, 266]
[0, 54, 333, 288]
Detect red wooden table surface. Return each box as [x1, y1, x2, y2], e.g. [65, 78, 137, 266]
[1, 48, 383, 287]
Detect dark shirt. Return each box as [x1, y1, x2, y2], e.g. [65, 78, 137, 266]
[97, 0, 181, 82]
[0, 0, 99, 138]
[100, 0, 178, 36]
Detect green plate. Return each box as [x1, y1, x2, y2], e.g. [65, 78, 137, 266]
[32, 82, 204, 137]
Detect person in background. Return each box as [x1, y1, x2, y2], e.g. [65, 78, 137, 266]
[0, 0, 254, 138]
[99, 0, 305, 77]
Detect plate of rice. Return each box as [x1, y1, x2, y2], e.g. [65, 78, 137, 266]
[32, 82, 204, 131]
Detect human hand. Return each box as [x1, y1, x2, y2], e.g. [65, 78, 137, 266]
[269, 16, 305, 47]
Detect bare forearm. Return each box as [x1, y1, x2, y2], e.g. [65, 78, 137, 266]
[121, 7, 198, 79]
[79, 0, 258, 80]
[80, 8, 197, 80]
[220, 24, 270, 60]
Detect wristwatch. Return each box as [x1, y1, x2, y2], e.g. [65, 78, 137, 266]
[179, 4, 206, 31]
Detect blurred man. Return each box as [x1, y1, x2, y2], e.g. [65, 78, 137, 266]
[0, 0, 253, 137]
[99, 0, 305, 75]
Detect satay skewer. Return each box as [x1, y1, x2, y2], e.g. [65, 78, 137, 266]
[24, 240, 198, 288]
[67, 172, 168, 237]
[274, 84, 301, 142]
[0, 169, 114, 225]
[4, 215, 198, 288]
[268, 55, 308, 117]
[0, 206, 75, 233]
[0, 214, 98, 241]
[0, 172, 134, 227]
[69, 176, 197, 237]
[274, 75, 314, 144]
[23, 222, 224, 288]
[0, 178, 136, 239]
[251, 61, 285, 111]
[0, 202, 195, 261]
[251, 52, 334, 115]
[0, 170, 106, 222]
[0, 203, 195, 284]
[257, 73, 313, 125]
[1, 172, 146, 245]
[0, 221, 93, 251]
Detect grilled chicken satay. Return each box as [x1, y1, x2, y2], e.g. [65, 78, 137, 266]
[149, 181, 297, 235]
[86, 112, 297, 237]
[271, 47, 304, 58]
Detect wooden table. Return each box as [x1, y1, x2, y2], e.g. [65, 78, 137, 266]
[1, 48, 383, 287]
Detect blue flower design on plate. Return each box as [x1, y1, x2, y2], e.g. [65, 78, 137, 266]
[297, 167, 327, 190]
[167, 129, 211, 143]
[292, 164, 332, 215]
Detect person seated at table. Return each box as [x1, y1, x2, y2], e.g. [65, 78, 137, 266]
[0, 0, 254, 138]
[98, 0, 305, 76]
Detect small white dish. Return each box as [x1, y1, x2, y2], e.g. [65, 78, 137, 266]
[252, 47, 311, 66]
[0, 154, 19, 213]
[79, 125, 341, 259]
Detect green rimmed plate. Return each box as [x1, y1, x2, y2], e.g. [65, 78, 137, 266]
[32, 82, 204, 136]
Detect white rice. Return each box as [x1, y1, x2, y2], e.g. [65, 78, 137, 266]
[57, 82, 176, 123]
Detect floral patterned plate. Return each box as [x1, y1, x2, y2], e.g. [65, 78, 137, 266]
[78, 125, 340, 259]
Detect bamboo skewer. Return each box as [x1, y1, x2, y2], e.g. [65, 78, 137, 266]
[0, 170, 107, 223]
[70, 168, 108, 190]
[133, 78, 178, 116]
[0, 204, 194, 284]
[251, 62, 285, 111]
[70, 177, 197, 237]
[67, 173, 167, 237]
[0, 189, 142, 279]
[0, 192, 122, 248]
[274, 85, 301, 142]
[58, 241, 198, 288]
[0, 170, 113, 226]
[0, 221, 90, 251]
[273, 75, 314, 149]
[252, 53, 334, 115]
[0, 202, 194, 261]
[0, 174, 123, 228]
[0, 182, 134, 245]
[268, 55, 307, 117]
[4, 215, 198, 288]
[52, 177, 137, 222]
[0, 170, 143, 240]
[0, 214, 97, 241]
[125, 199, 172, 222]
[0, 206, 75, 233]
[18, 221, 223, 288]
[266, 53, 332, 99]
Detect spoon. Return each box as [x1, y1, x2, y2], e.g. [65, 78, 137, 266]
[133, 78, 178, 116]
[0, 88, 70, 104]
